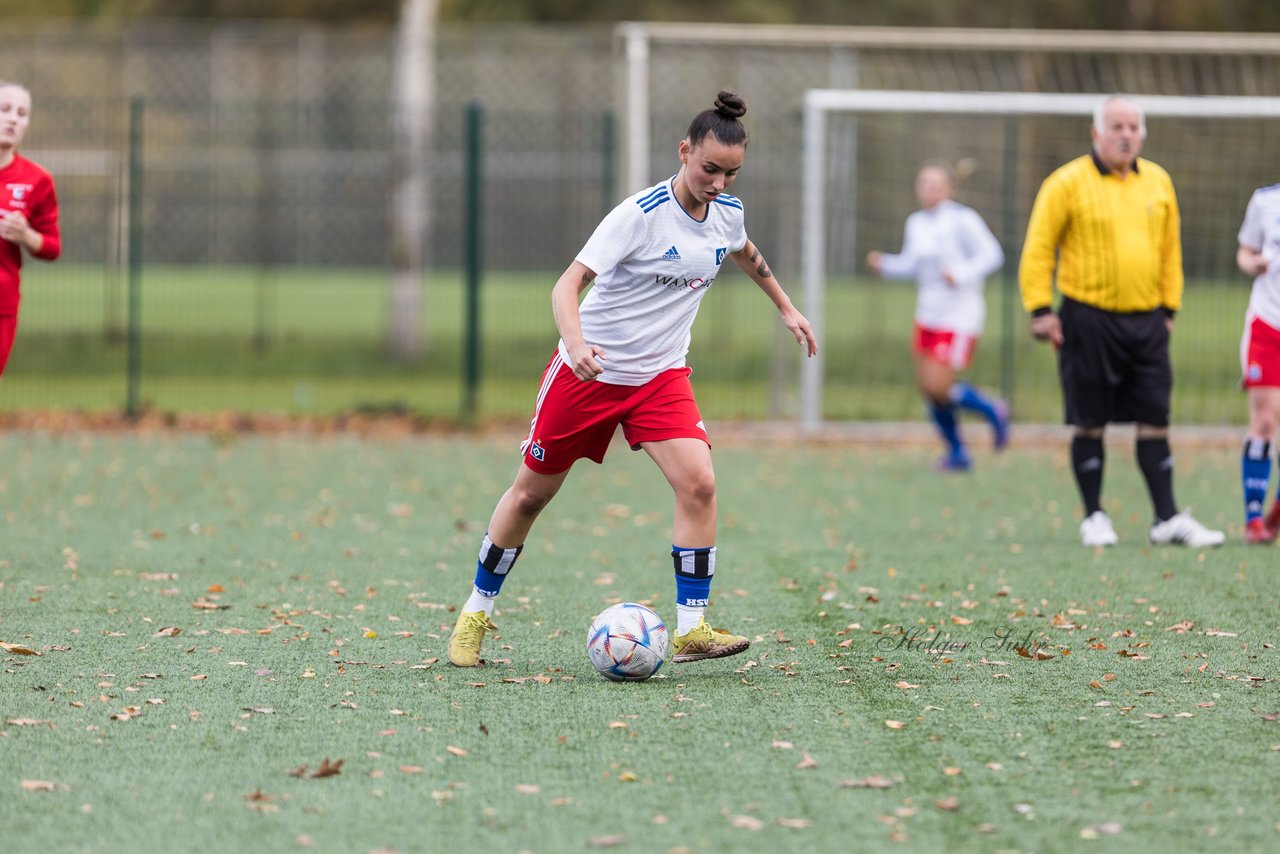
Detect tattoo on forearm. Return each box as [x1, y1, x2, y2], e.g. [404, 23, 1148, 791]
[749, 249, 773, 279]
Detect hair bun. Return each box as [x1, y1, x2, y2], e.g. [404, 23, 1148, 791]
[714, 91, 747, 120]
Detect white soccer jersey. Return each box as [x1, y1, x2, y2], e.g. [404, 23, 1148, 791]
[563, 177, 748, 385]
[876, 199, 1004, 336]
[1238, 184, 1280, 330]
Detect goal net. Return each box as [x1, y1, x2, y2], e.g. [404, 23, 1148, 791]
[799, 90, 1280, 429]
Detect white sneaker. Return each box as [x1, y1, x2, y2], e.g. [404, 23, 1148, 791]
[1148, 511, 1225, 548]
[1080, 511, 1119, 547]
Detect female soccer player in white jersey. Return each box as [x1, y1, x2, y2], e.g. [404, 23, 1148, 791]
[866, 160, 1008, 471]
[1236, 183, 1280, 544]
[447, 91, 818, 667]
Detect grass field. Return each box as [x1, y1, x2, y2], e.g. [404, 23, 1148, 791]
[1, 431, 1276, 853]
[3, 264, 1256, 424]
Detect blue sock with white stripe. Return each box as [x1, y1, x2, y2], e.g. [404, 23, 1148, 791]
[465, 533, 524, 616]
[672, 545, 715, 635]
[1242, 438, 1271, 522]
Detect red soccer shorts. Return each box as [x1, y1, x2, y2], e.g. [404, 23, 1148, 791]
[1241, 315, 1280, 388]
[914, 323, 978, 370]
[519, 352, 707, 475]
[0, 314, 16, 376]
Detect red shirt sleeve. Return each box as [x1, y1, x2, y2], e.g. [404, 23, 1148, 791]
[29, 173, 60, 261]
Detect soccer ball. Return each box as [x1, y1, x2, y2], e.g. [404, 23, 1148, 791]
[586, 602, 669, 682]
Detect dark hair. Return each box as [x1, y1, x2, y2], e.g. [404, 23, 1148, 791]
[685, 90, 748, 147]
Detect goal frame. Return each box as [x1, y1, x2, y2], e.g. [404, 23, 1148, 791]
[799, 89, 1280, 430]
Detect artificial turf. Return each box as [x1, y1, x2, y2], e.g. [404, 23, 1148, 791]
[1, 430, 1276, 853]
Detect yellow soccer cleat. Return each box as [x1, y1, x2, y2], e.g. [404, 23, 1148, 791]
[447, 610, 497, 667]
[671, 619, 750, 663]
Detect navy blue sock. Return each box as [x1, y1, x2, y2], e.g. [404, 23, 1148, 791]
[1136, 437, 1178, 522]
[474, 533, 523, 597]
[927, 401, 965, 458]
[1242, 438, 1271, 522]
[1071, 435, 1105, 517]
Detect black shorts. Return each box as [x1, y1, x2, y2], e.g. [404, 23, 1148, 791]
[1057, 296, 1171, 428]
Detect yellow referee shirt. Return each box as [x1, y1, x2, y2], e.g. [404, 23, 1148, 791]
[1019, 152, 1183, 315]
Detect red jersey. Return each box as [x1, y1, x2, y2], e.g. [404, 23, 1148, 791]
[1, 153, 61, 313]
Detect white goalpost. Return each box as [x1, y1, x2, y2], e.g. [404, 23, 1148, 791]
[799, 89, 1280, 431]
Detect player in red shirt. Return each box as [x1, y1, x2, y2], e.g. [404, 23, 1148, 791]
[0, 81, 61, 375]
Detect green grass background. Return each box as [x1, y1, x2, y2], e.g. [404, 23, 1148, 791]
[3, 264, 1255, 424]
[1, 432, 1276, 853]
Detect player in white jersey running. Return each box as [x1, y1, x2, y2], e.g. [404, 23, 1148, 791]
[1235, 183, 1280, 543]
[447, 91, 818, 667]
[866, 160, 1008, 471]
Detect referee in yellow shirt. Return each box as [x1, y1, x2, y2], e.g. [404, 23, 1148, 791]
[1019, 95, 1223, 549]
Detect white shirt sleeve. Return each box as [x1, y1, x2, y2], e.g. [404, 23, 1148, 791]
[877, 214, 920, 279]
[1239, 191, 1264, 252]
[576, 201, 646, 276]
[945, 207, 1004, 291]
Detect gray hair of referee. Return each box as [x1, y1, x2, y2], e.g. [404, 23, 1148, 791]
[1093, 95, 1146, 139]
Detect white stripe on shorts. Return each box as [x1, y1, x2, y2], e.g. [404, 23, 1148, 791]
[520, 352, 566, 457]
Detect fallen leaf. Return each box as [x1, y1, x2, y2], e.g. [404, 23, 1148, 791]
[838, 775, 897, 789]
[399, 765, 424, 774]
[1080, 822, 1123, 838]
[885, 720, 906, 730]
[618, 771, 638, 782]
[153, 627, 181, 638]
[586, 836, 626, 848]
[290, 758, 343, 779]
[776, 817, 813, 828]
[943, 767, 962, 776]
[935, 796, 960, 811]
[310, 758, 343, 778]
[895, 681, 919, 690]
[5, 718, 50, 727]
[515, 784, 540, 794]
[0, 642, 40, 656]
[771, 740, 794, 750]
[21, 780, 56, 792]
[446, 745, 468, 757]
[795, 753, 818, 770]
[729, 814, 765, 831]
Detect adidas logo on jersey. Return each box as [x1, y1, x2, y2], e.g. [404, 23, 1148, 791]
[662, 245, 681, 261]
